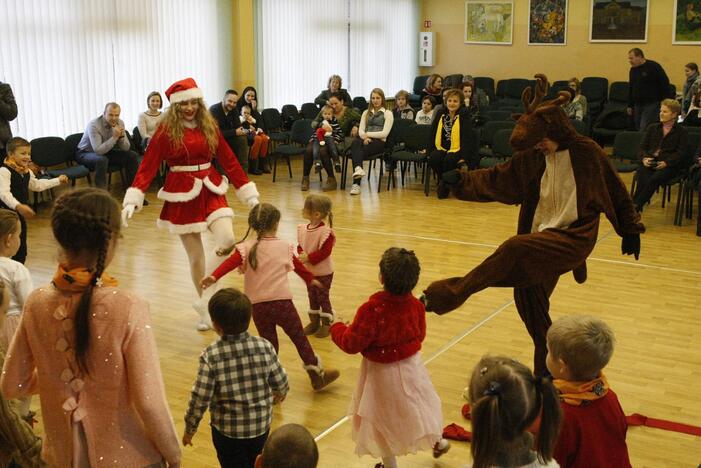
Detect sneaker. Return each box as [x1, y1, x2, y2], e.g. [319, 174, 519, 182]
[350, 183, 361, 195]
[352, 166, 365, 178]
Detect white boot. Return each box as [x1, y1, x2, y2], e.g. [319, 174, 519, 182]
[193, 298, 212, 331]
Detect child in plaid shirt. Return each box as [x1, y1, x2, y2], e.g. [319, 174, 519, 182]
[183, 288, 289, 468]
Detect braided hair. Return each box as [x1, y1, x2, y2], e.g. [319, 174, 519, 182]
[51, 188, 121, 375]
[468, 355, 562, 468]
[237, 203, 281, 270]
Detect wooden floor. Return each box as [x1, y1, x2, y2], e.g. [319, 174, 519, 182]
[24, 160, 701, 467]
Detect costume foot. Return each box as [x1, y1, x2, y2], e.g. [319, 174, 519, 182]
[422, 277, 470, 314]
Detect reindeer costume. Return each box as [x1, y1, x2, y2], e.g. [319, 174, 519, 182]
[423, 75, 644, 375]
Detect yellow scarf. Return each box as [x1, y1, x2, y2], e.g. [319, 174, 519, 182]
[3, 157, 30, 175]
[52, 264, 118, 292]
[434, 114, 461, 153]
[553, 373, 610, 407]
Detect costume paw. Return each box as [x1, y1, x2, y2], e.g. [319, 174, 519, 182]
[422, 277, 469, 315]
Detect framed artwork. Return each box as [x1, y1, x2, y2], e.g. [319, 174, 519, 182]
[589, 0, 649, 43]
[528, 0, 568, 45]
[465, 1, 514, 45]
[673, 0, 701, 44]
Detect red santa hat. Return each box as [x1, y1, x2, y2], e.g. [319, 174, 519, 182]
[165, 77, 204, 104]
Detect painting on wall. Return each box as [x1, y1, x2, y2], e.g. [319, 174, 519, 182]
[465, 0, 514, 45]
[589, 0, 649, 43]
[673, 0, 701, 44]
[528, 0, 568, 45]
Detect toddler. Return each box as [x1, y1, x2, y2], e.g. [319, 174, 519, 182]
[240, 105, 270, 175]
[415, 96, 436, 125]
[254, 423, 319, 468]
[312, 105, 343, 174]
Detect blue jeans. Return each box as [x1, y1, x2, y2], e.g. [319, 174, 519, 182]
[634, 102, 660, 131]
[76, 149, 140, 189]
[312, 137, 339, 163]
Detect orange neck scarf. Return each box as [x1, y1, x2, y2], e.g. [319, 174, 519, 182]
[553, 373, 610, 407]
[3, 158, 30, 175]
[52, 264, 118, 293]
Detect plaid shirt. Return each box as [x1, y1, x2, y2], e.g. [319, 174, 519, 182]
[184, 332, 288, 439]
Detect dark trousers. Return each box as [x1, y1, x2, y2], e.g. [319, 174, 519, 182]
[428, 150, 462, 179]
[251, 299, 318, 366]
[76, 149, 140, 189]
[12, 214, 27, 264]
[303, 142, 334, 177]
[307, 273, 333, 313]
[350, 138, 385, 185]
[211, 426, 268, 468]
[633, 102, 660, 131]
[223, 135, 249, 171]
[633, 165, 678, 210]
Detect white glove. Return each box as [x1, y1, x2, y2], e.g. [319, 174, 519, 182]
[247, 198, 260, 209]
[121, 204, 136, 227]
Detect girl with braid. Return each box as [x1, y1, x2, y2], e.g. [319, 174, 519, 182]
[1, 188, 181, 468]
[467, 356, 562, 468]
[202, 203, 340, 391]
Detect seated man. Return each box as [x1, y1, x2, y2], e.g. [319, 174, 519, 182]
[209, 89, 249, 171]
[255, 424, 318, 468]
[633, 99, 689, 212]
[76, 102, 140, 190]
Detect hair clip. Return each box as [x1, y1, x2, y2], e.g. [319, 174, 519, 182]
[479, 366, 488, 376]
[483, 381, 502, 397]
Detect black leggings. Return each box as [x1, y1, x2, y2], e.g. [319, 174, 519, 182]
[428, 150, 463, 179]
[350, 138, 385, 185]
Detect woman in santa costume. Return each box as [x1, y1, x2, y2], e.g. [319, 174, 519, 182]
[122, 78, 259, 330]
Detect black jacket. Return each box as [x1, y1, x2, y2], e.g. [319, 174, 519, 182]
[639, 122, 689, 170]
[0, 82, 18, 152]
[428, 107, 479, 169]
[628, 60, 670, 106]
[209, 103, 242, 139]
[314, 89, 353, 107]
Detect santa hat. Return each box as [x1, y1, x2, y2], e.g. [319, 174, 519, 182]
[165, 78, 204, 104]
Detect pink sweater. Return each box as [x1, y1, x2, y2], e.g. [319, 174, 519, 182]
[0, 285, 180, 467]
[297, 223, 334, 276]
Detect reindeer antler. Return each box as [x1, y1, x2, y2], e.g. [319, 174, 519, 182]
[522, 74, 550, 114]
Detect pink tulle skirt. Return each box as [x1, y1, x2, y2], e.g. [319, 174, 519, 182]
[0, 314, 20, 353]
[349, 353, 443, 458]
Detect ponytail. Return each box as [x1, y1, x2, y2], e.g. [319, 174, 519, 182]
[471, 393, 504, 468]
[533, 376, 562, 463]
[327, 210, 334, 228]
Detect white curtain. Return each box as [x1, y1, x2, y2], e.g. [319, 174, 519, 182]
[256, 0, 418, 109]
[0, 0, 230, 140]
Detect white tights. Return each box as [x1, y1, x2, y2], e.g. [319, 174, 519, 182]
[381, 456, 397, 468]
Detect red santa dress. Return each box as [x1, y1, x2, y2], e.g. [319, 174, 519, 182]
[123, 125, 258, 234]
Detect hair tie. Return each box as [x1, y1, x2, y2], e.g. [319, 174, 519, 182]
[483, 381, 502, 397]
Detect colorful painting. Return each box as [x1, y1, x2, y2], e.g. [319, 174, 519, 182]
[674, 0, 701, 44]
[465, 1, 514, 45]
[529, 0, 568, 45]
[589, 0, 649, 43]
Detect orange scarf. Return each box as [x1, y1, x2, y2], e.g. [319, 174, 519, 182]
[52, 264, 118, 292]
[553, 373, 610, 407]
[3, 157, 30, 175]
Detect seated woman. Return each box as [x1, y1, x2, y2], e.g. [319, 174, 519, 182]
[236, 86, 271, 173]
[461, 81, 483, 125]
[683, 89, 701, 127]
[348, 88, 393, 196]
[302, 92, 361, 191]
[137, 91, 163, 149]
[314, 75, 352, 108]
[428, 88, 478, 198]
[682, 63, 700, 115]
[562, 78, 587, 121]
[421, 74, 444, 106]
[633, 99, 689, 212]
[689, 144, 701, 236]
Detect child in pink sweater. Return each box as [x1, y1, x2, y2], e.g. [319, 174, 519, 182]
[1, 188, 180, 468]
[297, 194, 336, 338]
[202, 203, 340, 391]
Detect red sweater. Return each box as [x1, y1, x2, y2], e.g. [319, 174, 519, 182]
[554, 389, 631, 468]
[330, 291, 425, 363]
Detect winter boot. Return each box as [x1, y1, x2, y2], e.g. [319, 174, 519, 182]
[303, 310, 321, 335]
[260, 157, 271, 174]
[322, 177, 337, 191]
[301, 176, 310, 191]
[315, 310, 334, 338]
[304, 356, 340, 391]
[248, 157, 262, 175]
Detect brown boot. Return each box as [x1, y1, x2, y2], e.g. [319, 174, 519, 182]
[303, 310, 320, 335]
[301, 176, 310, 191]
[315, 310, 334, 338]
[304, 356, 340, 391]
[322, 176, 337, 191]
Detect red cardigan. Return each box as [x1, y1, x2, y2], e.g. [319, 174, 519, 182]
[554, 389, 631, 468]
[330, 291, 425, 363]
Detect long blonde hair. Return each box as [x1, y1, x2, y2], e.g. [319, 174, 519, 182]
[162, 98, 219, 153]
[368, 88, 386, 116]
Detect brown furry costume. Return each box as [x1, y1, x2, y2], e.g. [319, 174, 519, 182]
[423, 75, 645, 375]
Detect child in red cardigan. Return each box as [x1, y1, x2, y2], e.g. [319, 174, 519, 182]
[547, 315, 631, 468]
[330, 248, 449, 468]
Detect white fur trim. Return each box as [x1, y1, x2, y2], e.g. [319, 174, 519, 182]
[203, 175, 229, 195]
[157, 178, 203, 202]
[303, 354, 323, 374]
[308, 309, 320, 316]
[318, 310, 335, 320]
[235, 181, 260, 207]
[123, 187, 145, 210]
[206, 207, 234, 225]
[156, 218, 208, 234]
[168, 87, 204, 104]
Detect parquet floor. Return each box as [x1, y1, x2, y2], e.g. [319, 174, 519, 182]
[23, 159, 701, 467]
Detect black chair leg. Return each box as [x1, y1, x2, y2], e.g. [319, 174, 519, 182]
[287, 156, 292, 178]
[674, 181, 684, 226]
[272, 154, 278, 182]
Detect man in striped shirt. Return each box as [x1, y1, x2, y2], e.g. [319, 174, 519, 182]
[183, 288, 289, 468]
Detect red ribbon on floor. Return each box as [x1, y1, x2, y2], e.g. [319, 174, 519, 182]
[625, 413, 701, 437]
[442, 423, 472, 442]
